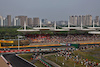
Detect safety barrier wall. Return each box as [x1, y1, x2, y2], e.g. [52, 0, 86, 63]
[79, 42, 100, 45]
[0, 44, 61, 49]
[0, 47, 75, 54]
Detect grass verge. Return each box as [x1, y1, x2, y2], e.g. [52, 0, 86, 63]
[19, 53, 46, 67]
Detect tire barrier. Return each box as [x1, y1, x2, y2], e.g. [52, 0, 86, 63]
[0, 49, 30, 54]
[39, 59, 52, 67]
[0, 47, 75, 54]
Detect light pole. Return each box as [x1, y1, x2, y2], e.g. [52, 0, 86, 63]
[18, 36, 19, 50]
[55, 53, 57, 62]
[17, 35, 23, 50]
[74, 63, 76, 67]
[56, 54, 57, 62]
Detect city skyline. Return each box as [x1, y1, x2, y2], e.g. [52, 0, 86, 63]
[0, 0, 100, 21]
[0, 14, 99, 27]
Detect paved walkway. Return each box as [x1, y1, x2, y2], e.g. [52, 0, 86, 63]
[0, 57, 9, 67]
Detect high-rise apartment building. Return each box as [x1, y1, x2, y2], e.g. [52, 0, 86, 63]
[13, 18, 20, 26]
[69, 15, 78, 26]
[74, 15, 78, 26]
[7, 15, 11, 26]
[27, 18, 32, 26]
[33, 17, 40, 26]
[42, 19, 48, 24]
[69, 15, 92, 26]
[0, 16, 3, 26]
[82, 15, 86, 26]
[77, 15, 82, 26]
[69, 16, 74, 26]
[15, 16, 27, 26]
[85, 15, 92, 26]
[3, 18, 5, 26]
[3, 18, 8, 26]
[95, 16, 99, 26]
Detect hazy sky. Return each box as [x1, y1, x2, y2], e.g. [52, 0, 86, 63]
[0, 0, 100, 21]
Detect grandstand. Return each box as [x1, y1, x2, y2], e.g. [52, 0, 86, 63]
[26, 34, 100, 43]
[1, 21, 100, 49]
[1, 32, 100, 49]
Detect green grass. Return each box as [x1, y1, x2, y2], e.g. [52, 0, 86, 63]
[45, 47, 100, 67]
[45, 55, 85, 67]
[19, 53, 46, 67]
[73, 48, 100, 62]
[34, 61, 46, 67]
[18, 47, 100, 67]
[19, 53, 33, 61]
[93, 47, 100, 51]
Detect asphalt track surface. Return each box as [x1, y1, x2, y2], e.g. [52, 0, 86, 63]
[3, 54, 35, 67]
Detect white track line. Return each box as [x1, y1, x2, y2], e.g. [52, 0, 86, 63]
[1, 55, 12, 67]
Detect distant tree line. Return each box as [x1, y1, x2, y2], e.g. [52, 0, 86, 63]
[0, 26, 89, 39]
[0, 26, 23, 39]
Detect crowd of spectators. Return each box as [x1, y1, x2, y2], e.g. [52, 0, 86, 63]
[26, 34, 100, 43]
[58, 50, 100, 67]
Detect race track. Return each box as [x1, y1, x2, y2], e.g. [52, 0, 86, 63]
[3, 54, 35, 67]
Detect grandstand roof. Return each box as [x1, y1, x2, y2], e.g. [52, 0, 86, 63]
[50, 29, 69, 31]
[33, 27, 54, 30]
[88, 31, 100, 34]
[17, 29, 40, 33]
